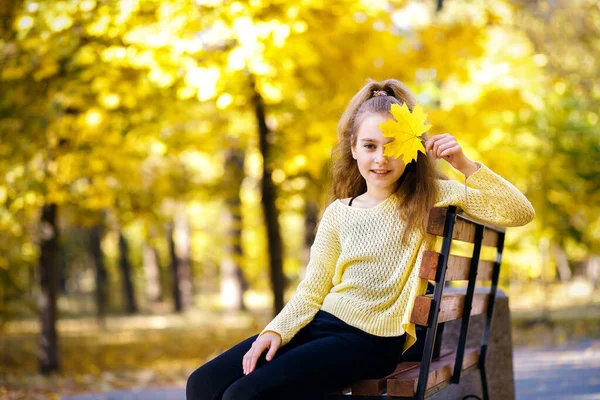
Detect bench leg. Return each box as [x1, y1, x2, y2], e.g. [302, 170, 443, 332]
[479, 361, 489, 400]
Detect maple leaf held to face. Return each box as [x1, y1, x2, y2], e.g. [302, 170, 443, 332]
[379, 103, 432, 165]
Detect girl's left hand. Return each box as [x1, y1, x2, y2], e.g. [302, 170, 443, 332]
[424, 133, 478, 176]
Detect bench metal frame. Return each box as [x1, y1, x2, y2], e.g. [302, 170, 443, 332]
[416, 206, 506, 400]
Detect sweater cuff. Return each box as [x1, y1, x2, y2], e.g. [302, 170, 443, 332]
[461, 161, 486, 208]
[464, 161, 484, 182]
[258, 329, 283, 343]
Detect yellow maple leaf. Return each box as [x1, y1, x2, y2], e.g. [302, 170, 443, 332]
[379, 103, 432, 164]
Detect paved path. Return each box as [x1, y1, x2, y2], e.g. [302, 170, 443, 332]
[64, 340, 600, 400]
[63, 388, 184, 400]
[513, 339, 600, 400]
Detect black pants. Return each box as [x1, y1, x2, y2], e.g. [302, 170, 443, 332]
[186, 310, 406, 400]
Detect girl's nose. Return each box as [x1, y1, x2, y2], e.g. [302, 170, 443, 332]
[375, 152, 389, 164]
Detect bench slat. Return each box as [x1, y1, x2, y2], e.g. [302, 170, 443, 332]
[426, 208, 502, 247]
[410, 292, 489, 326]
[350, 350, 453, 396]
[482, 228, 500, 247]
[327, 386, 351, 396]
[386, 348, 480, 397]
[351, 362, 420, 396]
[419, 251, 494, 281]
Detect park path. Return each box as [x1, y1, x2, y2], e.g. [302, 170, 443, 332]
[63, 339, 600, 400]
[513, 338, 600, 400]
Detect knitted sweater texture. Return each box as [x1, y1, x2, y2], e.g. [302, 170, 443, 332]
[259, 162, 535, 353]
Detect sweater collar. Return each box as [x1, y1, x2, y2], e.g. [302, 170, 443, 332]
[336, 193, 399, 211]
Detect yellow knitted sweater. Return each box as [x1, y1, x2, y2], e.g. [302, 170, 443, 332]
[259, 162, 535, 353]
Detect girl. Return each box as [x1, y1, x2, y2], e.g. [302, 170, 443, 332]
[186, 78, 535, 400]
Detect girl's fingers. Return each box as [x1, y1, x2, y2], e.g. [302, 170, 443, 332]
[243, 350, 250, 374]
[432, 139, 448, 156]
[440, 145, 460, 157]
[433, 139, 456, 158]
[427, 134, 456, 154]
[266, 341, 279, 361]
[249, 343, 266, 373]
[243, 343, 256, 374]
[425, 134, 445, 151]
[431, 136, 451, 151]
[436, 141, 458, 157]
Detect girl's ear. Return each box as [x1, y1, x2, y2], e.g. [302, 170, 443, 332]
[351, 146, 357, 160]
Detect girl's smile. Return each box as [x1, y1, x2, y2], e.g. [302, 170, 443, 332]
[371, 169, 391, 176]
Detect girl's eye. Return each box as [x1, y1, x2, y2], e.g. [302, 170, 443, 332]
[364, 144, 375, 149]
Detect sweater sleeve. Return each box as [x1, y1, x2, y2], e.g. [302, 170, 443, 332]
[435, 161, 535, 227]
[258, 204, 341, 346]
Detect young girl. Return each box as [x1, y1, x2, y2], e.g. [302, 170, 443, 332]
[186, 78, 535, 400]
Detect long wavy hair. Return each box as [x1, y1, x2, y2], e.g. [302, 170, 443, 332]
[324, 78, 448, 241]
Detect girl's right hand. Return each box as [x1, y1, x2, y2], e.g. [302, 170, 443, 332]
[242, 331, 282, 375]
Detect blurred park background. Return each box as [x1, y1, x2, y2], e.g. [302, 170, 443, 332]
[0, 0, 599, 398]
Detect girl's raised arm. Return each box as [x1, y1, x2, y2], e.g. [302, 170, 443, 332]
[435, 162, 535, 227]
[425, 133, 535, 227]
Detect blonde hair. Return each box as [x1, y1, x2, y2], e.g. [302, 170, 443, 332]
[325, 78, 448, 240]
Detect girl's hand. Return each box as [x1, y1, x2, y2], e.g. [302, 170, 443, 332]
[425, 133, 479, 177]
[243, 331, 282, 375]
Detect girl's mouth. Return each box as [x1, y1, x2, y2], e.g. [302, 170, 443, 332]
[371, 170, 391, 176]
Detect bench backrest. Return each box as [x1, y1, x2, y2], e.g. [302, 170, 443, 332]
[411, 206, 506, 399]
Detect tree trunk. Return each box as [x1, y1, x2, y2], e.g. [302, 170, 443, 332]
[58, 245, 68, 294]
[118, 232, 137, 314]
[168, 205, 193, 312]
[303, 198, 319, 268]
[220, 146, 249, 311]
[38, 202, 60, 374]
[89, 224, 108, 326]
[251, 74, 285, 315]
[587, 255, 600, 290]
[436, 0, 444, 12]
[552, 242, 572, 282]
[143, 242, 162, 303]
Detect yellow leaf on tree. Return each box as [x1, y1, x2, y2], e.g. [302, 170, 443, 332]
[379, 103, 432, 164]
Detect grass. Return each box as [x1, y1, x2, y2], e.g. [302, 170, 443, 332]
[1, 309, 268, 399]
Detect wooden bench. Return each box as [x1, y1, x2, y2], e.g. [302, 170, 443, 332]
[327, 205, 507, 400]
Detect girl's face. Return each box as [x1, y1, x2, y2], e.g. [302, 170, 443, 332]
[352, 113, 406, 195]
